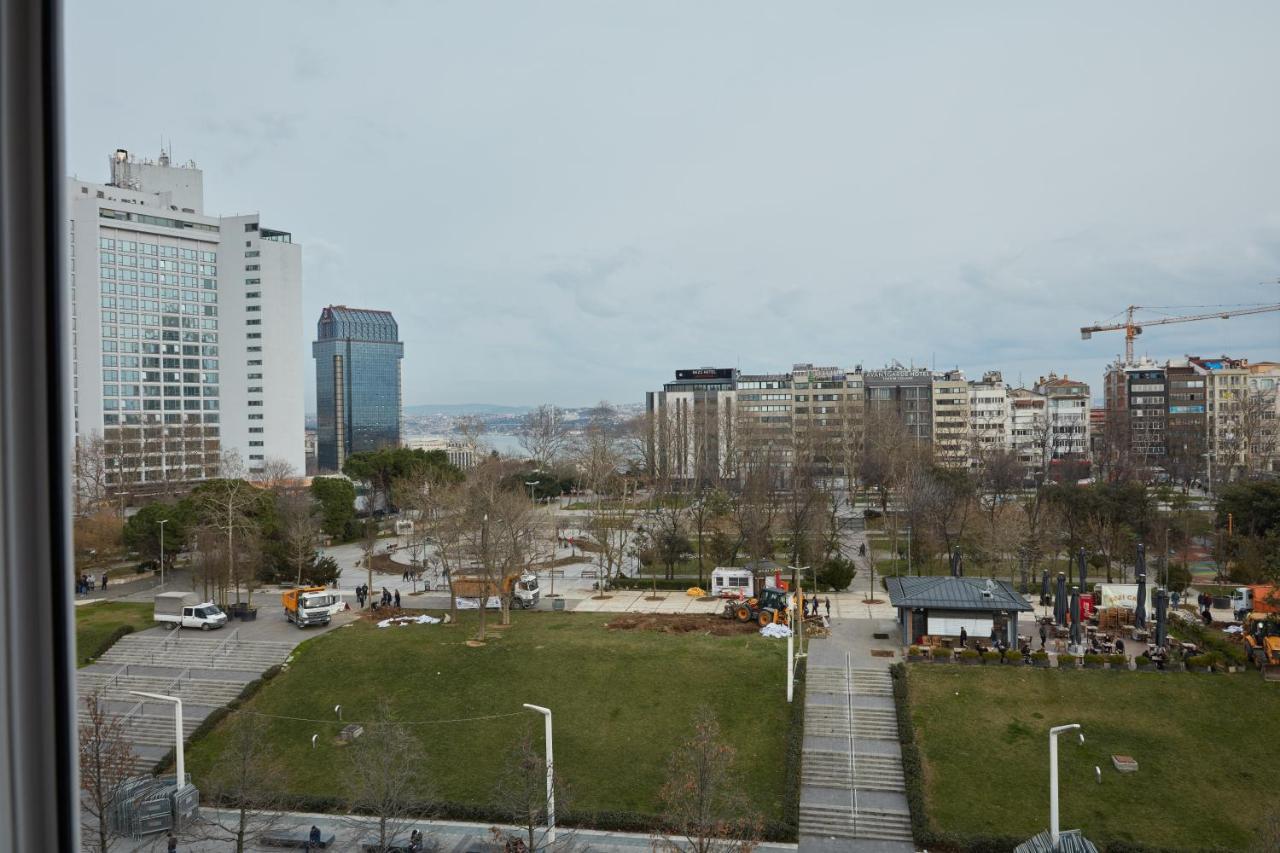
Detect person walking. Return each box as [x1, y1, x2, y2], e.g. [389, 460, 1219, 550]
[101, 571, 108, 589]
[166, 833, 177, 852]
[1039, 621, 1048, 649]
[824, 597, 831, 618]
[960, 626, 968, 648]
[394, 589, 401, 608]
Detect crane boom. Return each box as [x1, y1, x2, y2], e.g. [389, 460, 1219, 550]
[1080, 303, 1280, 364]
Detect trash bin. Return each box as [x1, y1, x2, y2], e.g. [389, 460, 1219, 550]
[552, 598, 566, 611]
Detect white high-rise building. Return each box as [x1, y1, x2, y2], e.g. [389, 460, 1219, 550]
[67, 148, 303, 488]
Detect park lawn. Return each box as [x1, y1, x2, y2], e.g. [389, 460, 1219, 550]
[185, 612, 790, 821]
[75, 601, 153, 667]
[907, 666, 1280, 851]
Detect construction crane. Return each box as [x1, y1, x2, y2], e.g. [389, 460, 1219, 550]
[1080, 303, 1280, 364]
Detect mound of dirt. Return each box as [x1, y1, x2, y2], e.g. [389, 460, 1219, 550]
[606, 613, 757, 636]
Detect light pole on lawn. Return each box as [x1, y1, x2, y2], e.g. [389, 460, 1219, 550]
[1048, 723, 1084, 847]
[522, 704, 556, 843]
[157, 518, 168, 589]
[787, 564, 809, 659]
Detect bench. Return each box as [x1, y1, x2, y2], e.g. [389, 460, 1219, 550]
[259, 831, 337, 848]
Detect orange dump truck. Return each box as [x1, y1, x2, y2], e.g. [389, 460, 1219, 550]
[281, 586, 335, 628]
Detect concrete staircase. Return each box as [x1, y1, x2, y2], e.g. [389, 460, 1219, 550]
[800, 661, 914, 850]
[77, 630, 296, 776]
[96, 633, 294, 671]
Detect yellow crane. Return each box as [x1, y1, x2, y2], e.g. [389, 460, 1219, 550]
[1080, 303, 1280, 364]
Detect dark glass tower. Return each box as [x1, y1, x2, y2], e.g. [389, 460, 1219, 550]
[313, 306, 403, 472]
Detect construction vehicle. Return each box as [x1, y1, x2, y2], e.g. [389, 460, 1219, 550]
[451, 570, 540, 609]
[281, 586, 336, 628]
[1081, 303, 1280, 365]
[1229, 585, 1278, 619]
[722, 586, 792, 628]
[1243, 613, 1280, 680]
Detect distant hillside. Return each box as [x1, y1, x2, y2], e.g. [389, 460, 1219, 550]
[403, 403, 534, 416]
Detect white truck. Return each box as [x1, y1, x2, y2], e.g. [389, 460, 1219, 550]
[154, 591, 228, 631]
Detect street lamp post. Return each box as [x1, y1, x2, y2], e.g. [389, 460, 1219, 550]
[1049, 723, 1084, 847]
[131, 691, 186, 790]
[157, 518, 168, 589]
[522, 704, 555, 843]
[787, 564, 809, 657]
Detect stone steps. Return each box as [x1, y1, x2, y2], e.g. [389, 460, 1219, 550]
[799, 803, 913, 842]
[802, 750, 905, 792]
[97, 636, 293, 671]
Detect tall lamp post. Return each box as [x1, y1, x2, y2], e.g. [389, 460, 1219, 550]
[157, 518, 168, 589]
[787, 564, 809, 660]
[131, 691, 186, 790]
[522, 704, 555, 843]
[1049, 723, 1084, 847]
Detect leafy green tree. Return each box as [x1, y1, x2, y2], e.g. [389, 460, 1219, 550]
[311, 477, 357, 540]
[343, 447, 462, 512]
[123, 500, 196, 571]
[816, 556, 856, 592]
[1216, 481, 1280, 538]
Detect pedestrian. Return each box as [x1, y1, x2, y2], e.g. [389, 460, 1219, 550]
[1039, 622, 1048, 649]
[859, 542, 866, 557]
[824, 597, 831, 618]
[167, 833, 177, 852]
[394, 589, 401, 608]
[960, 626, 968, 648]
[101, 572, 108, 589]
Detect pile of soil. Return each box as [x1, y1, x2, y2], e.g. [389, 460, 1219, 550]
[606, 613, 757, 636]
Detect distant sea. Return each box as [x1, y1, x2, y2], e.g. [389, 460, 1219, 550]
[482, 433, 526, 457]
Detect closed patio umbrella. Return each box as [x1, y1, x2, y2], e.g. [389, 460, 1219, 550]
[1135, 572, 1148, 629]
[1154, 587, 1168, 648]
[1055, 573, 1067, 626]
[1135, 543, 1146, 583]
[1069, 586, 1081, 647]
[1040, 570, 1050, 605]
[1077, 548, 1088, 596]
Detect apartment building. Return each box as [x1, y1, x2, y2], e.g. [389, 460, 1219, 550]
[1032, 373, 1090, 464]
[865, 365, 933, 443]
[1192, 356, 1280, 480]
[931, 370, 971, 468]
[968, 371, 1011, 463]
[1008, 388, 1047, 470]
[67, 148, 304, 489]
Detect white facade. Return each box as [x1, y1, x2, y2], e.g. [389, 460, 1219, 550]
[67, 149, 304, 487]
[968, 371, 1011, 463]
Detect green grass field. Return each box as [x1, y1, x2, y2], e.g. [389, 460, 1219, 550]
[907, 666, 1280, 851]
[75, 601, 153, 667]
[185, 612, 790, 820]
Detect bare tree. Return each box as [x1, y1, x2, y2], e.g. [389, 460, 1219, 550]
[74, 431, 112, 515]
[519, 404, 570, 469]
[252, 456, 298, 491]
[343, 701, 430, 852]
[456, 461, 540, 635]
[278, 487, 321, 585]
[360, 516, 381, 606]
[79, 692, 134, 853]
[454, 414, 489, 458]
[200, 715, 286, 852]
[74, 508, 123, 574]
[492, 731, 572, 853]
[196, 452, 263, 607]
[654, 707, 761, 853]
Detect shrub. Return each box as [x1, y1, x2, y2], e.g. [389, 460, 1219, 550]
[982, 650, 1002, 663]
[958, 648, 980, 661]
[1031, 650, 1049, 662]
[1108, 654, 1129, 668]
[1082, 653, 1105, 666]
[89, 624, 135, 662]
[816, 557, 856, 592]
[1187, 654, 1213, 669]
[908, 646, 925, 657]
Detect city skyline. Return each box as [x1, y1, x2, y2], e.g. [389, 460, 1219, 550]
[67, 3, 1280, 409]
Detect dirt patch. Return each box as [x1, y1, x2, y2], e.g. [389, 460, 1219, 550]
[606, 613, 758, 636]
[870, 649, 896, 658]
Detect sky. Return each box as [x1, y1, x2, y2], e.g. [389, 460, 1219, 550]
[66, 2, 1280, 409]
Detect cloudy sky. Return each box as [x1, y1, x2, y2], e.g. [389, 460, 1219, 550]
[66, 2, 1280, 409]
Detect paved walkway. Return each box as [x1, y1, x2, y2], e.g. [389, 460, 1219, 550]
[799, 618, 914, 853]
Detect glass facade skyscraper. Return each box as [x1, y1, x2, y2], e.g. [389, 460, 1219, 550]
[313, 306, 403, 472]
